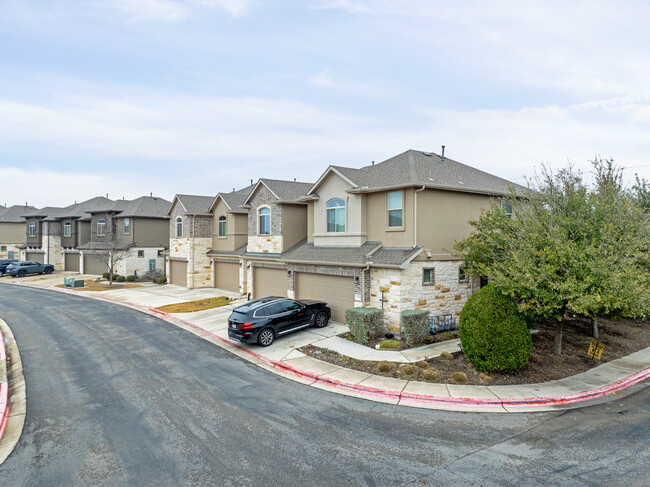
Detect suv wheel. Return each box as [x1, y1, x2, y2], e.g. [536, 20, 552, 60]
[17, 270, 25, 277]
[257, 328, 275, 347]
[44, 267, 53, 274]
[314, 311, 329, 328]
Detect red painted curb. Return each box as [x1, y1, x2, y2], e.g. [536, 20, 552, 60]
[40, 284, 650, 410]
[0, 325, 8, 442]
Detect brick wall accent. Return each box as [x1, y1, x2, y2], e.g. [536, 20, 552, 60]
[247, 186, 282, 236]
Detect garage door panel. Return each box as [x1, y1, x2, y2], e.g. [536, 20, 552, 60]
[169, 260, 188, 288]
[65, 253, 80, 272]
[295, 273, 354, 323]
[253, 267, 287, 299]
[214, 262, 239, 292]
[26, 252, 45, 264]
[84, 254, 107, 275]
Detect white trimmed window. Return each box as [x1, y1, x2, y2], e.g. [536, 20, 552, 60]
[176, 217, 183, 237]
[29, 222, 36, 237]
[259, 207, 270, 235]
[387, 191, 403, 227]
[218, 215, 227, 237]
[97, 219, 106, 236]
[124, 218, 130, 235]
[64, 221, 72, 238]
[137, 250, 144, 258]
[326, 198, 346, 233]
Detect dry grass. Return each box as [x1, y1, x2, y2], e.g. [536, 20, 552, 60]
[55, 280, 142, 292]
[155, 296, 233, 313]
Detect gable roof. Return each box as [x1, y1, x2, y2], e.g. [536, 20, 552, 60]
[170, 194, 215, 216]
[0, 204, 36, 222]
[308, 149, 529, 197]
[211, 184, 255, 214]
[89, 196, 172, 218]
[243, 178, 312, 206]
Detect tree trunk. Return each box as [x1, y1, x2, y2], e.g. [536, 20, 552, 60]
[553, 320, 564, 355]
[591, 316, 598, 340]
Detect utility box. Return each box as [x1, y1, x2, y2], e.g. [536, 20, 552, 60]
[63, 278, 85, 289]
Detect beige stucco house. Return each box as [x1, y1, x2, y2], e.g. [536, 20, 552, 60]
[0, 205, 35, 261]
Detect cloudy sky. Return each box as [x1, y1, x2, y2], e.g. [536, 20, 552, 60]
[1, 0, 649, 207]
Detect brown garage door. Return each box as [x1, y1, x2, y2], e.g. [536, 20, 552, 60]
[169, 260, 188, 288]
[295, 272, 354, 323]
[26, 252, 45, 264]
[64, 253, 80, 272]
[253, 267, 287, 299]
[214, 261, 239, 292]
[84, 254, 107, 275]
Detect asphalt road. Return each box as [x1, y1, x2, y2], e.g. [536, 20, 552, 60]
[0, 283, 648, 487]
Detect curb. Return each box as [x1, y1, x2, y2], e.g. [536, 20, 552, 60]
[0, 324, 9, 442]
[7, 281, 650, 412]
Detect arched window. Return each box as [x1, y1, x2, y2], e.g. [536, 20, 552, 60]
[28, 221, 36, 237]
[259, 207, 270, 235]
[64, 221, 72, 238]
[97, 219, 106, 236]
[218, 215, 227, 237]
[176, 217, 183, 237]
[326, 198, 346, 233]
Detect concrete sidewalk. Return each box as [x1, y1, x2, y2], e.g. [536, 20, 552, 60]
[3, 273, 650, 412]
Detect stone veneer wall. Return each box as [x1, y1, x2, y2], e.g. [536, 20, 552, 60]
[369, 260, 478, 334]
[114, 248, 165, 277]
[247, 235, 283, 254]
[169, 237, 213, 288]
[0, 244, 22, 259]
[41, 227, 64, 270]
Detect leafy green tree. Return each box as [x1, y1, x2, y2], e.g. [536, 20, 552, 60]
[454, 159, 649, 354]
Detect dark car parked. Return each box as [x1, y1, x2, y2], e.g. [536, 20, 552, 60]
[228, 296, 331, 346]
[4, 261, 54, 277]
[0, 259, 18, 277]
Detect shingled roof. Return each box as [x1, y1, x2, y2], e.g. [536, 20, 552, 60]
[309, 149, 529, 197]
[0, 204, 36, 222]
[213, 184, 255, 214]
[280, 240, 422, 268]
[243, 178, 312, 206]
[170, 194, 215, 216]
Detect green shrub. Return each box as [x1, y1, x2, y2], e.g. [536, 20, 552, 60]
[439, 351, 453, 360]
[115, 275, 125, 282]
[126, 275, 136, 282]
[422, 369, 439, 381]
[112, 274, 119, 280]
[102, 272, 110, 279]
[402, 364, 417, 376]
[459, 284, 531, 374]
[154, 276, 167, 285]
[451, 372, 467, 383]
[401, 309, 430, 347]
[416, 360, 429, 369]
[344, 307, 383, 345]
[377, 361, 391, 373]
[378, 339, 401, 350]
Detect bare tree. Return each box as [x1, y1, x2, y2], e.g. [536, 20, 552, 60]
[85, 212, 131, 286]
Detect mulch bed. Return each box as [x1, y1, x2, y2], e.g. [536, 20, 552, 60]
[300, 315, 650, 386]
[339, 331, 459, 350]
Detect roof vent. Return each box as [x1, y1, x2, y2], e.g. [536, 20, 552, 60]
[457, 180, 464, 185]
[294, 178, 296, 182]
[251, 179, 253, 186]
[422, 152, 432, 156]
[372, 161, 375, 165]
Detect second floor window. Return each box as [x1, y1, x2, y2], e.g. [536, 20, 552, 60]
[97, 219, 106, 236]
[387, 191, 403, 227]
[64, 221, 72, 238]
[124, 218, 130, 235]
[176, 217, 183, 237]
[218, 216, 227, 237]
[501, 198, 513, 217]
[326, 198, 346, 232]
[29, 222, 36, 237]
[259, 208, 270, 235]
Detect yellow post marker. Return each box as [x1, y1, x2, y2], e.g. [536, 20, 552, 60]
[588, 338, 605, 360]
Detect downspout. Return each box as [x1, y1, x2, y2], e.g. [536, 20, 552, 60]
[413, 185, 426, 248]
[191, 215, 195, 288]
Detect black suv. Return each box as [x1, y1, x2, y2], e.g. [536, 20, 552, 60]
[0, 259, 18, 277]
[228, 296, 331, 346]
